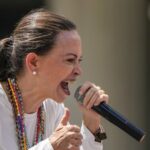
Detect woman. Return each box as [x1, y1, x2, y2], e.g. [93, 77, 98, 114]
[0, 9, 108, 150]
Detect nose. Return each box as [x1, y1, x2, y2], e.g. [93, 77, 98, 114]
[73, 63, 82, 76]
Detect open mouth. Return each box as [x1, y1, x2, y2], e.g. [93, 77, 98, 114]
[60, 81, 70, 95]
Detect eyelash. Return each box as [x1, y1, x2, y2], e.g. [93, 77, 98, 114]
[67, 58, 83, 64]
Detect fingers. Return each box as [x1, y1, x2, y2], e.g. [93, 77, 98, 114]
[94, 93, 109, 105]
[79, 81, 109, 109]
[51, 107, 82, 150]
[64, 125, 81, 133]
[68, 145, 80, 150]
[83, 87, 103, 105]
[50, 124, 82, 150]
[66, 132, 82, 149]
[79, 81, 96, 95]
[66, 132, 82, 144]
[59, 107, 70, 126]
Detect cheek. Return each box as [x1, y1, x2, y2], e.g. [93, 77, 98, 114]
[46, 67, 72, 83]
[54, 63, 74, 76]
[59, 65, 74, 76]
[40, 62, 74, 84]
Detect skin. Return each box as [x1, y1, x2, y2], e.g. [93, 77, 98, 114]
[9, 30, 109, 150]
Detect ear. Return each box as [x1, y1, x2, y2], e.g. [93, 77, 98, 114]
[25, 53, 39, 74]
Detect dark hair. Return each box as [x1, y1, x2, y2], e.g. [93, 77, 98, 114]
[0, 8, 76, 81]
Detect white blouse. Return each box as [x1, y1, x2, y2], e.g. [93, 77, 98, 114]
[0, 84, 103, 150]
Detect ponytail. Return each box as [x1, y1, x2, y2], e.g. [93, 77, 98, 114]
[0, 37, 15, 81]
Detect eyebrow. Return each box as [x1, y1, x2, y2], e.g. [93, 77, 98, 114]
[65, 53, 83, 59]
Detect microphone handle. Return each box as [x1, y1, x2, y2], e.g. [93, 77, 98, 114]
[92, 102, 145, 142]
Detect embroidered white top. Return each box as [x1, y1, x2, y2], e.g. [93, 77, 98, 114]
[0, 84, 103, 150]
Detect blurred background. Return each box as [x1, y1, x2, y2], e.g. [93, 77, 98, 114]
[0, 0, 149, 149]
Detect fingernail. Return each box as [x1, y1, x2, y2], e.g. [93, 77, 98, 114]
[94, 103, 98, 106]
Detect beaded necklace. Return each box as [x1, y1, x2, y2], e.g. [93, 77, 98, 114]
[6, 78, 45, 150]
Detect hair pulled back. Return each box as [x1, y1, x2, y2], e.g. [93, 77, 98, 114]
[0, 37, 15, 81]
[0, 8, 76, 81]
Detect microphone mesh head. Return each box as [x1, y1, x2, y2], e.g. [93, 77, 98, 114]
[74, 86, 84, 104]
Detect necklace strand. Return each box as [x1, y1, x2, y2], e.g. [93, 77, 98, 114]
[7, 78, 45, 150]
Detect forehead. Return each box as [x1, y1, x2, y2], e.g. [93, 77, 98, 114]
[50, 30, 82, 56]
[55, 30, 81, 45]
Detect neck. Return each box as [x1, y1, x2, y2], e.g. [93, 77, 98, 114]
[16, 76, 45, 114]
[22, 91, 43, 114]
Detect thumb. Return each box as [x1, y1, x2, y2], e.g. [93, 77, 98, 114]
[60, 107, 70, 126]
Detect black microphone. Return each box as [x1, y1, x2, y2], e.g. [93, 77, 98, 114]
[74, 86, 145, 142]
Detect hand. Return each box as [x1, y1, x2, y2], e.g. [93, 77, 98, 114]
[49, 108, 83, 150]
[77, 81, 109, 133]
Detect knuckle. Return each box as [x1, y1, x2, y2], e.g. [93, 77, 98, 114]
[65, 132, 70, 137]
[100, 89, 105, 94]
[72, 146, 80, 150]
[104, 95, 109, 103]
[84, 81, 95, 87]
[89, 98, 96, 105]
[102, 94, 109, 100]
[105, 94, 109, 99]
[69, 125, 80, 132]
[66, 125, 71, 131]
[96, 86, 101, 90]
[95, 91, 100, 97]
[92, 87, 98, 92]
[72, 125, 80, 130]
[66, 132, 76, 140]
[92, 83, 96, 87]
[73, 124, 79, 128]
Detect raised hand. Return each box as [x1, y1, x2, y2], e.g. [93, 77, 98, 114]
[77, 81, 109, 133]
[49, 108, 83, 150]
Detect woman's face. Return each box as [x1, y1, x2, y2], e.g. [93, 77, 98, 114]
[38, 30, 82, 102]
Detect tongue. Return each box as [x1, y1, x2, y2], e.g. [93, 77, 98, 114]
[61, 82, 70, 95]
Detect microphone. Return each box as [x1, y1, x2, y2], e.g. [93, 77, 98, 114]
[74, 86, 145, 142]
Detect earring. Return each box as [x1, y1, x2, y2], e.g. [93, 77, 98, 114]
[32, 71, 37, 75]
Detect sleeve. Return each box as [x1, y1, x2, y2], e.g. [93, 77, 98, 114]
[52, 103, 103, 150]
[80, 122, 103, 150]
[29, 139, 54, 150]
[42, 100, 103, 150]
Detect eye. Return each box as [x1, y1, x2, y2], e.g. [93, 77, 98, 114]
[66, 57, 83, 65]
[67, 58, 76, 64]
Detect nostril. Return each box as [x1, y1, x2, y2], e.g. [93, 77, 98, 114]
[74, 68, 82, 76]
